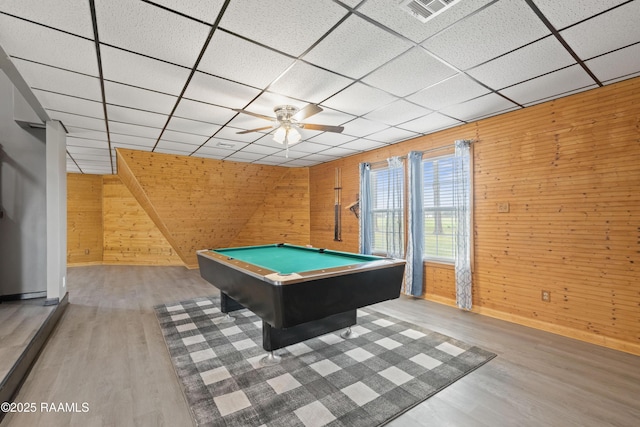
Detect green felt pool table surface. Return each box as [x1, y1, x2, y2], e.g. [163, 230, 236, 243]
[209, 244, 383, 275]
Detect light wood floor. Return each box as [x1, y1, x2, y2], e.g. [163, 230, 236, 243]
[0, 299, 54, 381]
[2, 265, 639, 426]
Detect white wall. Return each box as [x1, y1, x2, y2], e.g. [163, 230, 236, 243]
[0, 70, 47, 297]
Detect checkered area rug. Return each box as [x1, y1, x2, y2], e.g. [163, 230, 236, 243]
[155, 296, 496, 427]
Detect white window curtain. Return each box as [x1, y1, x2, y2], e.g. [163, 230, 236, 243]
[358, 162, 373, 254]
[380, 156, 404, 258]
[359, 158, 404, 258]
[454, 140, 472, 310]
[405, 151, 424, 296]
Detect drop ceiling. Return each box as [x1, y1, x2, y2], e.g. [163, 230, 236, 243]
[0, 0, 638, 173]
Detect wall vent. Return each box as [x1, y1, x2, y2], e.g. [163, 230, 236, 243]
[399, 0, 460, 23]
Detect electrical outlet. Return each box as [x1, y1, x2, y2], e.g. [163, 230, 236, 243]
[498, 202, 510, 213]
[541, 290, 550, 302]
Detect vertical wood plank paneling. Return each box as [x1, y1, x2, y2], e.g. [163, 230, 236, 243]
[230, 167, 310, 247]
[309, 76, 640, 355]
[102, 176, 183, 266]
[67, 173, 103, 265]
[116, 149, 310, 267]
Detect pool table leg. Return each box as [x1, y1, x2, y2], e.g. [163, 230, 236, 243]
[262, 309, 357, 352]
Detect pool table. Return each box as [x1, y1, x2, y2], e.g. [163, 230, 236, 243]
[197, 244, 405, 352]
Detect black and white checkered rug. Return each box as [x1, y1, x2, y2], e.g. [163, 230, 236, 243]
[155, 296, 496, 427]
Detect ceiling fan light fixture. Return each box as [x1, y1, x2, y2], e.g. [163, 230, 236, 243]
[273, 126, 301, 146]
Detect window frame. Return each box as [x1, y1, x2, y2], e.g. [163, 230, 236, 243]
[422, 154, 456, 263]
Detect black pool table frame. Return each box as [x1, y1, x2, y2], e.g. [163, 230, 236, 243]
[197, 246, 406, 352]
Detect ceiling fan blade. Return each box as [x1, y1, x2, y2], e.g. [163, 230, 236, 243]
[236, 126, 273, 134]
[232, 108, 274, 121]
[292, 104, 323, 121]
[299, 123, 344, 133]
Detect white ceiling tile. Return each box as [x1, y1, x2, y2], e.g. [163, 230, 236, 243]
[298, 153, 339, 163]
[322, 82, 398, 116]
[303, 106, 356, 127]
[151, 0, 225, 25]
[166, 117, 221, 136]
[194, 145, 235, 157]
[67, 166, 82, 173]
[422, 0, 550, 70]
[67, 137, 110, 150]
[66, 127, 108, 140]
[316, 146, 360, 157]
[500, 65, 598, 106]
[220, 0, 348, 57]
[0, 15, 98, 75]
[364, 127, 419, 144]
[202, 139, 249, 151]
[358, 0, 495, 43]
[439, 93, 518, 122]
[225, 151, 267, 162]
[363, 99, 432, 126]
[533, 0, 628, 30]
[225, 114, 275, 134]
[407, 74, 490, 110]
[305, 14, 412, 79]
[35, 91, 104, 118]
[0, 0, 94, 38]
[108, 121, 162, 139]
[13, 59, 102, 101]
[585, 43, 640, 84]
[268, 61, 353, 103]
[183, 71, 261, 109]
[110, 134, 157, 149]
[289, 141, 329, 154]
[95, 0, 211, 67]
[161, 130, 208, 145]
[214, 126, 264, 143]
[467, 36, 576, 90]
[198, 31, 295, 88]
[154, 140, 197, 153]
[253, 156, 288, 165]
[243, 143, 288, 155]
[342, 117, 389, 137]
[362, 47, 457, 97]
[47, 111, 106, 132]
[107, 105, 167, 128]
[104, 81, 177, 114]
[306, 132, 355, 147]
[282, 159, 318, 167]
[67, 146, 110, 157]
[101, 46, 190, 95]
[338, 139, 387, 152]
[173, 98, 235, 125]
[560, 1, 640, 60]
[397, 112, 462, 134]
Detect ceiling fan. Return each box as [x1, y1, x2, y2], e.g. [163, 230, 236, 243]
[233, 104, 344, 156]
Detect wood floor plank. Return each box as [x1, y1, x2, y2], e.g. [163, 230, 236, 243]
[2, 265, 639, 426]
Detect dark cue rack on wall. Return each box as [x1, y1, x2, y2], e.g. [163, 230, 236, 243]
[334, 167, 342, 242]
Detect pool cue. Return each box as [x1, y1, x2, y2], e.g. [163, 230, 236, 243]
[334, 168, 342, 241]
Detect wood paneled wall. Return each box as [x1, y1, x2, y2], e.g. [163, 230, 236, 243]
[116, 149, 310, 267]
[67, 174, 103, 264]
[102, 176, 182, 266]
[310, 76, 640, 355]
[230, 167, 310, 247]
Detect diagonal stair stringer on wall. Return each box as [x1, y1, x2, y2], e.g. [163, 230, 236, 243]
[116, 149, 307, 268]
[116, 149, 188, 266]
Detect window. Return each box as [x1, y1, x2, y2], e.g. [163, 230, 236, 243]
[370, 165, 404, 257]
[423, 155, 455, 261]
